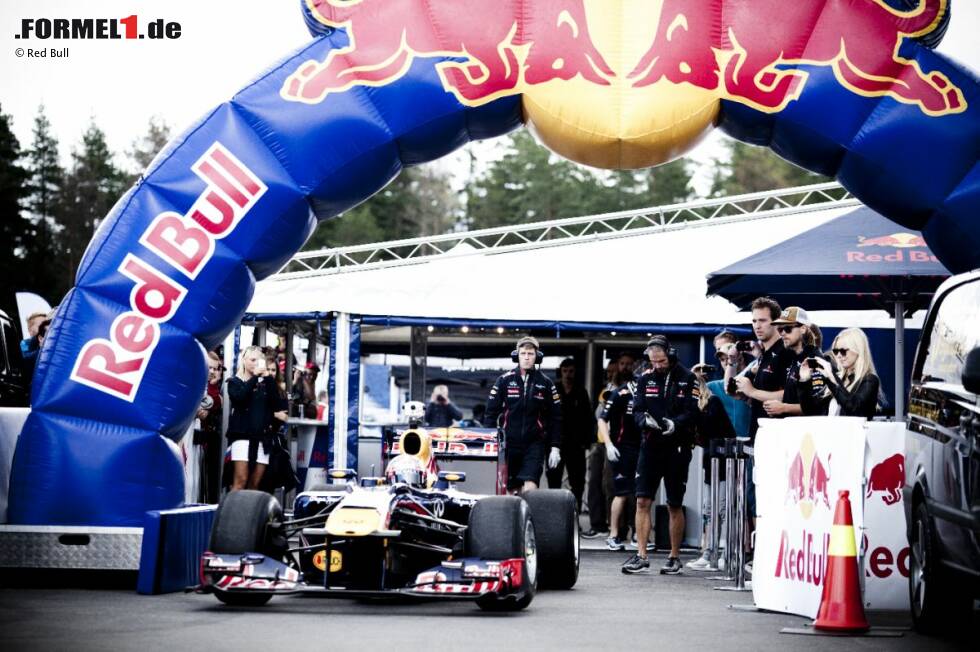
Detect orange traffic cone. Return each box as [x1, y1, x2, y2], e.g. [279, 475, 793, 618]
[813, 490, 870, 633]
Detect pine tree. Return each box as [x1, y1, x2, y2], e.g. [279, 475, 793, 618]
[710, 139, 828, 197]
[128, 116, 171, 180]
[0, 105, 30, 317]
[23, 105, 67, 303]
[57, 120, 128, 285]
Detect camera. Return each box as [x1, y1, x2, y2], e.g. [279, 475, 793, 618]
[735, 341, 754, 352]
[806, 358, 820, 370]
[727, 377, 737, 394]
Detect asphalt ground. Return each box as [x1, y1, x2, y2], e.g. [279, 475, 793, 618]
[0, 547, 973, 652]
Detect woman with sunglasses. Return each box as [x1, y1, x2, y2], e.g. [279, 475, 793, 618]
[802, 328, 880, 419]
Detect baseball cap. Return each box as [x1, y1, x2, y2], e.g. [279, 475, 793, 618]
[305, 361, 320, 371]
[773, 306, 811, 326]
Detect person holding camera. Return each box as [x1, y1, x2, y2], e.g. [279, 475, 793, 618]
[709, 331, 751, 438]
[800, 328, 881, 418]
[763, 307, 820, 418]
[290, 361, 319, 418]
[227, 345, 280, 491]
[424, 384, 463, 427]
[484, 336, 562, 493]
[622, 336, 698, 575]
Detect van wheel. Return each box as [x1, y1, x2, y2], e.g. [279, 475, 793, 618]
[909, 502, 971, 633]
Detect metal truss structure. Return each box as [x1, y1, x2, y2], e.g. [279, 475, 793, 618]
[274, 182, 856, 280]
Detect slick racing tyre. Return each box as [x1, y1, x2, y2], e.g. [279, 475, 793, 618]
[209, 490, 286, 607]
[523, 489, 579, 590]
[467, 496, 537, 611]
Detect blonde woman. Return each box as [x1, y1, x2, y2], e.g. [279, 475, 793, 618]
[227, 346, 279, 490]
[805, 328, 880, 419]
[424, 384, 462, 427]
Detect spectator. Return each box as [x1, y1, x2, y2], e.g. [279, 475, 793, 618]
[725, 297, 791, 573]
[808, 322, 824, 352]
[686, 365, 735, 571]
[597, 369, 641, 551]
[484, 336, 562, 493]
[806, 328, 881, 419]
[728, 297, 792, 441]
[227, 346, 279, 490]
[622, 336, 698, 575]
[290, 361, 319, 418]
[459, 404, 485, 427]
[424, 384, 463, 427]
[316, 390, 328, 421]
[763, 307, 820, 418]
[19, 311, 46, 373]
[709, 335, 751, 438]
[198, 351, 224, 503]
[546, 358, 594, 512]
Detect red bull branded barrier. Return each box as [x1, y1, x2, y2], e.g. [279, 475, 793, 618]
[753, 417, 909, 616]
[7, 0, 979, 526]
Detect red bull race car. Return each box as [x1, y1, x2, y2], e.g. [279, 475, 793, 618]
[197, 424, 579, 611]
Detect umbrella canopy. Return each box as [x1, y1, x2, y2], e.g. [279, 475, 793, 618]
[706, 206, 950, 314]
[706, 206, 951, 419]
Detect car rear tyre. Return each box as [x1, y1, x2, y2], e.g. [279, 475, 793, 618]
[467, 496, 536, 611]
[523, 489, 579, 590]
[909, 502, 971, 633]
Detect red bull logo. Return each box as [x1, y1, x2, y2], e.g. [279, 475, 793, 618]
[283, 0, 615, 106]
[865, 452, 904, 505]
[857, 233, 927, 248]
[280, 1, 965, 170]
[786, 433, 832, 519]
[284, 0, 964, 113]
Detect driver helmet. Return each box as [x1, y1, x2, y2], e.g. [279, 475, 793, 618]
[385, 454, 428, 488]
[402, 400, 425, 425]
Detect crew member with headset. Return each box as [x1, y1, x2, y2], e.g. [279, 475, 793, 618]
[484, 336, 563, 494]
[621, 335, 699, 576]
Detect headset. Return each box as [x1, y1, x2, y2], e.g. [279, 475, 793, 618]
[511, 335, 544, 364]
[644, 334, 677, 365]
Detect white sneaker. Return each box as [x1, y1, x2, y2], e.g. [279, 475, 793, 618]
[685, 554, 713, 571]
[717, 557, 726, 571]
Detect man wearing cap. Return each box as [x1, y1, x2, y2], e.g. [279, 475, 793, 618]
[622, 335, 699, 575]
[484, 336, 563, 493]
[764, 307, 820, 418]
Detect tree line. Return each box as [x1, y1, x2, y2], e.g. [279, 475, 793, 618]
[0, 103, 825, 318]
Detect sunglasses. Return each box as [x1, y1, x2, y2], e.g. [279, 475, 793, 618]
[832, 348, 851, 357]
[776, 325, 801, 334]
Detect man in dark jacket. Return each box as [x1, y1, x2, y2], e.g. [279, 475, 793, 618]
[545, 358, 595, 512]
[484, 336, 562, 493]
[622, 335, 699, 575]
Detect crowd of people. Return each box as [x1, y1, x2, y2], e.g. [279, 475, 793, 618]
[465, 297, 882, 575]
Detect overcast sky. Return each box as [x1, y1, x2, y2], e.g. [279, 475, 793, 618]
[2, 0, 978, 185]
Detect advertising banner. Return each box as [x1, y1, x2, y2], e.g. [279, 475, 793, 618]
[862, 421, 909, 610]
[752, 417, 867, 618]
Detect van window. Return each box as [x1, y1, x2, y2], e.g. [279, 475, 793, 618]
[920, 279, 980, 384]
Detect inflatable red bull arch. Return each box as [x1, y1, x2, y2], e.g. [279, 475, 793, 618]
[8, 0, 978, 525]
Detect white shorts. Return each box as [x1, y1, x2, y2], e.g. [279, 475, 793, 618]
[229, 440, 269, 465]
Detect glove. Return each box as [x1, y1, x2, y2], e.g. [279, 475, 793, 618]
[605, 441, 620, 463]
[643, 413, 661, 431]
[548, 447, 561, 470]
[661, 418, 675, 436]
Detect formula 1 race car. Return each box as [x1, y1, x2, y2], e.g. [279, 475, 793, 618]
[197, 425, 579, 611]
